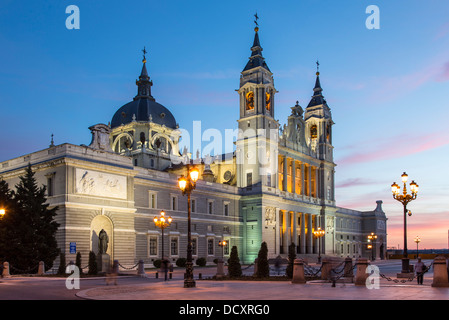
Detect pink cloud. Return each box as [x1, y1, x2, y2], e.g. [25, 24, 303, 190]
[335, 178, 377, 189]
[338, 131, 449, 166]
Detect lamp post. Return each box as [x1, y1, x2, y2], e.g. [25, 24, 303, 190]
[367, 232, 377, 260]
[153, 210, 172, 281]
[218, 240, 228, 260]
[178, 164, 199, 288]
[313, 227, 325, 263]
[391, 172, 419, 274]
[0, 208, 5, 218]
[414, 236, 421, 259]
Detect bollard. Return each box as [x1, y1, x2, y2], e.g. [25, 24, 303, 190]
[113, 260, 119, 274]
[137, 260, 145, 277]
[169, 272, 172, 280]
[432, 256, 449, 287]
[155, 271, 159, 279]
[321, 258, 331, 280]
[199, 273, 202, 280]
[37, 261, 45, 276]
[291, 259, 306, 284]
[2, 262, 10, 278]
[354, 258, 369, 286]
[216, 259, 225, 278]
[253, 258, 258, 276]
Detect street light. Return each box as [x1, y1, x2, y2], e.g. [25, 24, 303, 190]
[313, 227, 325, 263]
[178, 164, 199, 288]
[153, 210, 172, 281]
[414, 236, 421, 259]
[367, 232, 377, 260]
[218, 240, 228, 260]
[0, 208, 5, 218]
[391, 172, 419, 274]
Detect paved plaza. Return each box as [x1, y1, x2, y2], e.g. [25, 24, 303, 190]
[1, 259, 448, 301]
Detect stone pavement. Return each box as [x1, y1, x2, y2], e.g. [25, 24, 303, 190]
[76, 266, 449, 300]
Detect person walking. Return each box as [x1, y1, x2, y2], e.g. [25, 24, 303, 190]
[414, 257, 426, 285]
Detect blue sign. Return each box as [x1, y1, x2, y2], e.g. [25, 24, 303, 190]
[69, 242, 76, 254]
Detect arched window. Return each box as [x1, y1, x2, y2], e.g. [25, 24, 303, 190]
[246, 91, 254, 110]
[310, 125, 317, 139]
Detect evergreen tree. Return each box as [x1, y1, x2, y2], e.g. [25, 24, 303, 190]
[227, 246, 242, 278]
[256, 242, 269, 278]
[11, 164, 60, 272]
[286, 242, 296, 278]
[76, 252, 83, 274]
[57, 252, 66, 275]
[0, 179, 19, 264]
[88, 251, 98, 275]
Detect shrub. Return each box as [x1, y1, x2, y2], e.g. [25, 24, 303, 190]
[196, 257, 207, 267]
[57, 252, 66, 275]
[286, 243, 296, 278]
[88, 251, 97, 275]
[228, 246, 242, 278]
[256, 242, 269, 278]
[153, 259, 162, 269]
[75, 252, 83, 275]
[176, 257, 187, 267]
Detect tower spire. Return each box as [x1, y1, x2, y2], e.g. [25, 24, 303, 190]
[242, 14, 270, 72]
[135, 46, 154, 101]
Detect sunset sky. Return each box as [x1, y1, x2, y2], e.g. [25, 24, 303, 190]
[1, 1, 448, 249]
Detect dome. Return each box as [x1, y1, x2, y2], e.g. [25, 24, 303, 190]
[111, 55, 177, 129]
[111, 98, 177, 129]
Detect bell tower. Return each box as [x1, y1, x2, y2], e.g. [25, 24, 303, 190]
[236, 21, 279, 189]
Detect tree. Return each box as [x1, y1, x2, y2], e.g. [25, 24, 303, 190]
[12, 164, 60, 272]
[286, 242, 296, 278]
[88, 251, 98, 275]
[0, 165, 60, 273]
[227, 246, 242, 278]
[256, 242, 269, 278]
[0, 179, 19, 264]
[76, 252, 83, 275]
[57, 252, 66, 275]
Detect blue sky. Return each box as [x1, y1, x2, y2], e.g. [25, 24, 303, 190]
[1, 0, 449, 248]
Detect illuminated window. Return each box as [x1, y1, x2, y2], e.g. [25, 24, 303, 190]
[246, 91, 254, 110]
[266, 92, 271, 111]
[310, 125, 317, 139]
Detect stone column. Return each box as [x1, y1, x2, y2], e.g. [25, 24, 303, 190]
[315, 167, 320, 198]
[307, 213, 313, 254]
[275, 208, 280, 255]
[300, 213, 306, 254]
[308, 165, 312, 197]
[283, 156, 288, 192]
[292, 212, 297, 250]
[431, 256, 449, 287]
[313, 215, 318, 254]
[291, 160, 296, 194]
[300, 163, 305, 196]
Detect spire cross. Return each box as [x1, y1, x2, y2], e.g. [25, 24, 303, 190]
[316, 60, 320, 75]
[142, 46, 147, 63]
[254, 12, 259, 26]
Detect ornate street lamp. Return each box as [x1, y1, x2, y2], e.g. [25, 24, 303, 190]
[414, 236, 421, 259]
[178, 164, 200, 288]
[313, 227, 325, 263]
[391, 172, 419, 274]
[367, 232, 377, 260]
[0, 208, 5, 218]
[218, 240, 228, 260]
[153, 210, 172, 281]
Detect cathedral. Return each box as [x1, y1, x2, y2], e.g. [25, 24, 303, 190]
[0, 25, 387, 266]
